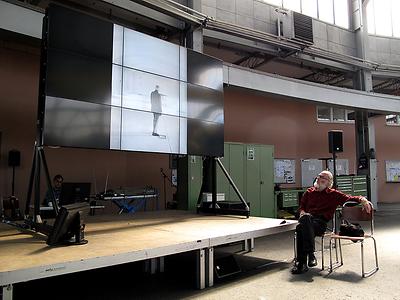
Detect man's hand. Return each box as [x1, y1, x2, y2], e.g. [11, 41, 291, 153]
[360, 197, 372, 214]
[299, 210, 310, 218]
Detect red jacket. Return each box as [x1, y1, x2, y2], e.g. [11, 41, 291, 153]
[299, 187, 363, 221]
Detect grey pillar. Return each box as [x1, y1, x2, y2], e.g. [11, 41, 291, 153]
[352, 0, 378, 208]
[187, 0, 203, 53]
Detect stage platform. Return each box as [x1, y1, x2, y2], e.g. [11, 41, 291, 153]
[0, 210, 297, 300]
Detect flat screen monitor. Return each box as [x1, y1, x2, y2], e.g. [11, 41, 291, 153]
[59, 182, 91, 206]
[46, 202, 90, 246]
[41, 4, 224, 157]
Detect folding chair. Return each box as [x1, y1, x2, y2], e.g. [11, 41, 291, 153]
[294, 213, 339, 270]
[329, 201, 379, 277]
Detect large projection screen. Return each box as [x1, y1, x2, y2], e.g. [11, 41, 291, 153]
[42, 4, 224, 156]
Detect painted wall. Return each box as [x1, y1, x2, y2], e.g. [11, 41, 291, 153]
[224, 87, 358, 188]
[223, 86, 400, 203]
[372, 116, 400, 203]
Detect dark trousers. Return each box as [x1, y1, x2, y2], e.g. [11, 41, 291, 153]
[295, 214, 327, 262]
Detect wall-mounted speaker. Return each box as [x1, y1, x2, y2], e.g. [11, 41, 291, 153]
[328, 131, 343, 153]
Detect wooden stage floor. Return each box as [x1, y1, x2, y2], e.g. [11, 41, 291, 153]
[0, 210, 297, 299]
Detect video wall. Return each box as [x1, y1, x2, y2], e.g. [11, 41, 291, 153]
[42, 5, 224, 156]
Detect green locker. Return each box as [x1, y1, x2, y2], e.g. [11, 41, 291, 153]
[336, 176, 353, 195]
[177, 142, 275, 218]
[352, 175, 368, 197]
[228, 143, 246, 202]
[217, 144, 230, 198]
[188, 155, 203, 211]
[336, 175, 367, 198]
[246, 145, 261, 216]
[259, 145, 275, 217]
[177, 155, 202, 211]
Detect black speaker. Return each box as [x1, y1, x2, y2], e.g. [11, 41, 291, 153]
[328, 131, 343, 153]
[8, 150, 21, 167]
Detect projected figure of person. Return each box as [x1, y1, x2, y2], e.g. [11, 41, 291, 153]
[151, 85, 162, 136]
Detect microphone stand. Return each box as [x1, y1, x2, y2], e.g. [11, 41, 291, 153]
[160, 168, 173, 209]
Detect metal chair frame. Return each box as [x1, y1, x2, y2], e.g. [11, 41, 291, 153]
[294, 213, 339, 270]
[328, 201, 379, 277]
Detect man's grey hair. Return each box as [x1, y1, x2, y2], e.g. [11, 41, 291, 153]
[319, 170, 333, 188]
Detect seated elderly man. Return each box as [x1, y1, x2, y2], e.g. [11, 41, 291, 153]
[292, 170, 371, 274]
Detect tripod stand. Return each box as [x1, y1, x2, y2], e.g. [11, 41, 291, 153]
[25, 142, 59, 222]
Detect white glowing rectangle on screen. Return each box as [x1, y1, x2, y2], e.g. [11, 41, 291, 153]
[123, 28, 180, 80]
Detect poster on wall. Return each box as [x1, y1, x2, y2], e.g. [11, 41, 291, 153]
[385, 160, 400, 182]
[274, 159, 296, 184]
[301, 159, 323, 188]
[327, 159, 349, 176]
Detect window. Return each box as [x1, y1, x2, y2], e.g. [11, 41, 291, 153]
[366, 1, 376, 34]
[317, 106, 331, 121]
[386, 114, 400, 125]
[263, 0, 282, 7]
[260, 0, 349, 29]
[366, 0, 400, 38]
[374, 0, 392, 36]
[302, 0, 318, 18]
[317, 106, 355, 123]
[334, 0, 349, 29]
[318, 0, 334, 24]
[333, 108, 345, 122]
[346, 110, 355, 121]
[391, 1, 400, 37]
[283, 0, 300, 13]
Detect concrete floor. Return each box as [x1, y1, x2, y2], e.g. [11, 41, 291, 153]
[13, 203, 400, 300]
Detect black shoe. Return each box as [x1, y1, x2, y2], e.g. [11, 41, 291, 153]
[308, 253, 317, 267]
[152, 132, 159, 136]
[291, 261, 309, 274]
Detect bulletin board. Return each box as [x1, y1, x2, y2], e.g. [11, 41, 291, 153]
[274, 159, 296, 184]
[301, 159, 323, 188]
[385, 161, 400, 182]
[328, 159, 349, 176]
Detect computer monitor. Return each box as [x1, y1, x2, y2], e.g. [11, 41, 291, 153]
[59, 182, 91, 206]
[46, 202, 90, 246]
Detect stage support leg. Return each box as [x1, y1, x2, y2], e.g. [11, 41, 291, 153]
[159, 257, 165, 273]
[243, 238, 255, 252]
[144, 257, 165, 274]
[2, 284, 13, 300]
[196, 249, 205, 289]
[206, 247, 214, 287]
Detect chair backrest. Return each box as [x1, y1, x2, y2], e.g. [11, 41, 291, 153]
[342, 205, 373, 222]
[341, 201, 374, 234]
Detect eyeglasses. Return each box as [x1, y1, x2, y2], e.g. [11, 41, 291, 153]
[317, 175, 330, 181]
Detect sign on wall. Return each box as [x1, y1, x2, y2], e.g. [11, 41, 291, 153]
[274, 159, 296, 184]
[385, 160, 400, 182]
[301, 159, 323, 188]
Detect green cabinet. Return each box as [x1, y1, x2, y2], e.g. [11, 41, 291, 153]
[177, 155, 202, 211]
[352, 175, 368, 197]
[247, 145, 275, 217]
[227, 143, 246, 203]
[177, 142, 275, 218]
[336, 175, 368, 198]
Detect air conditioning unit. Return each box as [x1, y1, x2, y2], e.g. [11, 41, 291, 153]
[276, 9, 313, 45]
